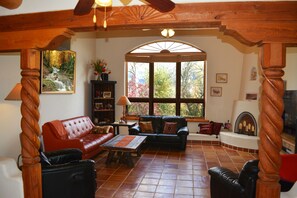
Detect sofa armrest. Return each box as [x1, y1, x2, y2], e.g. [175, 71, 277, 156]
[238, 160, 259, 187]
[177, 126, 189, 136]
[208, 167, 244, 198]
[42, 159, 96, 198]
[129, 125, 141, 135]
[44, 148, 83, 165]
[43, 136, 85, 152]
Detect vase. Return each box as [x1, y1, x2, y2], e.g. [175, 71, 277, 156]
[97, 74, 102, 81]
[101, 73, 109, 81]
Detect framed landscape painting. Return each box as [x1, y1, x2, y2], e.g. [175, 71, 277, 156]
[41, 50, 76, 94]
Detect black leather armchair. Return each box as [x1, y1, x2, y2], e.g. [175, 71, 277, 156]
[41, 148, 97, 198]
[208, 160, 259, 198]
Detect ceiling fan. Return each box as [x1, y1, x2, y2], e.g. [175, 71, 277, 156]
[0, 0, 22, 9]
[74, 0, 176, 16]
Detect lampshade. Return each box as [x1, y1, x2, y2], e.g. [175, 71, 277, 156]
[116, 95, 131, 106]
[5, 83, 22, 100]
[161, 29, 175, 38]
[95, 0, 112, 7]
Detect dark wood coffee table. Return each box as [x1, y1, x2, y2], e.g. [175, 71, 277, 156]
[100, 135, 147, 167]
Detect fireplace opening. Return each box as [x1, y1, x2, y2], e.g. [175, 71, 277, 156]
[234, 111, 257, 136]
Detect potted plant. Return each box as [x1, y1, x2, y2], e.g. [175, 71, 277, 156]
[91, 59, 111, 81]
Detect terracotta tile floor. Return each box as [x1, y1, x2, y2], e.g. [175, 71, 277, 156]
[93, 142, 258, 198]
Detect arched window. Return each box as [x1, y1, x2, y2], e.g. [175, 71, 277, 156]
[126, 40, 206, 118]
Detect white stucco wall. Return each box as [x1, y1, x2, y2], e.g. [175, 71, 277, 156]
[0, 32, 296, 160]
[96, 31, 246, 125]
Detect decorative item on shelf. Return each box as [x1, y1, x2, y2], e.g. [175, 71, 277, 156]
[90, 59, 111, 81]
[224, 120, 232, 131]
[116, 95, 131, 123]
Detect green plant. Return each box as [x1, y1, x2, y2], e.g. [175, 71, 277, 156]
[91, 59, 110, 75]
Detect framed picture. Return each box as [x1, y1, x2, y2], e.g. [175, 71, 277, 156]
[210, 87, 222, 97]
[250, 67, 257, 81]
[246, 93, 258, 100]
[216, 73, 228, 83]
[41, 50, 76, 94]
[103, 91, 111, 98]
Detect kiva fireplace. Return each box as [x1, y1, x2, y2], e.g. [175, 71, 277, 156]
[234, 111, 257, 136]
[220, 100, 260, 152]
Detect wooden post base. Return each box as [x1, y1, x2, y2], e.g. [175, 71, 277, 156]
[256, 180, 280, 198]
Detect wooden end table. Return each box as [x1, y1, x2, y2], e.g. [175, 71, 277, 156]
[100, 135, 146, 167]
[99, 122, 136, 135]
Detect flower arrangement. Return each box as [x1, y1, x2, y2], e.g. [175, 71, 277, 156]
[91, 59, 111, 76]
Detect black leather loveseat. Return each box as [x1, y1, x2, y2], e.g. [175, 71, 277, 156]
[208, 160, 259, 198]
[128, 115, 189, 150]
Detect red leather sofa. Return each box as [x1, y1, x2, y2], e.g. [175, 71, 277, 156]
[42, 116, 114, 159]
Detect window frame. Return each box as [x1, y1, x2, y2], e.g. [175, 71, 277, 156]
[125, 40, 206, 118]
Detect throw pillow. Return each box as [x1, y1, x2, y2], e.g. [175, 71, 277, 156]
[163, 122, 177, 134]
[139, 121, 154, 133]
[91, 125, 111, 134]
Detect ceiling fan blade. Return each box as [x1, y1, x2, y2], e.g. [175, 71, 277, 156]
[0, 0, 22, 9]
[74, 0, 94, 16]
[145, 0, 175, 12]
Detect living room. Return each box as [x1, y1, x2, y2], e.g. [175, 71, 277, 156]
[0, 0, 297, 197]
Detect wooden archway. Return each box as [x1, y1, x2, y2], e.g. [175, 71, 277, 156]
[0, 2, 296, 198]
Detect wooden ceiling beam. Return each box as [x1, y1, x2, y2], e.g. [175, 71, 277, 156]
[0, 28, 74, 51]
[0, 2, 296, 46]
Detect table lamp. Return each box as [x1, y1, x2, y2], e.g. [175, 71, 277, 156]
[116, 95, 131, 123]
[5, 83, 22, 100]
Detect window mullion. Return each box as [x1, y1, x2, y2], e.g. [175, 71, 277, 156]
[149, 62, 154, 115]
[176, 62, 181, 116]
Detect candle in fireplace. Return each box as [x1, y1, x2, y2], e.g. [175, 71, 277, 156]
[239, 123, 242, 130]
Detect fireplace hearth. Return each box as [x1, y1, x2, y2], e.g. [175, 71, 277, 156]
[234, 111, 257, 136]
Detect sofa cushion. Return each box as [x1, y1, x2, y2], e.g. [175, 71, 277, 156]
[139, 121, 154, 133]
[163, 122, 177, 134]
[81, 133, 114, 152]
[212, 122, 223, 135]
[280, 154, 297, 183]
[162, 116, 187, 131]
[91, 126, 111, 134]
[62, 116, 94, 139]
[139, 116, 163, 133]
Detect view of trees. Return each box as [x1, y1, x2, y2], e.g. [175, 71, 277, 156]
[127, 61, 204, 117]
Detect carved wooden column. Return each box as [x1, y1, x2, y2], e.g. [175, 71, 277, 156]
[256, 43, 285, 198]
[20, 49, 42, 198]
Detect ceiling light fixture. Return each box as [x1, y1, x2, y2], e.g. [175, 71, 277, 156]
[161, 29, 175, 38]
[95, 0, 112, 7]
[93, 0, 112, 29]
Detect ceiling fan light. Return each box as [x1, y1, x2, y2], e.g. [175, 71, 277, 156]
[168, 29, 175, 37]
[95, 0, 112, 7]
[161, 29, 175, 38]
